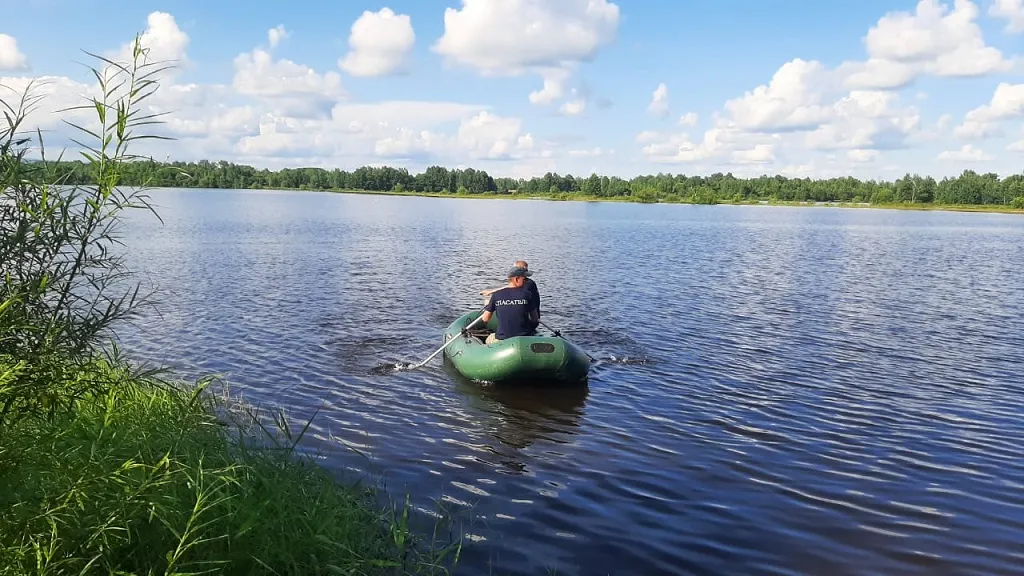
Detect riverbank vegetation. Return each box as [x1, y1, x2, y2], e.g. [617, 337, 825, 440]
[1, 37, 459, 575]
[48, 156, 1024, 211]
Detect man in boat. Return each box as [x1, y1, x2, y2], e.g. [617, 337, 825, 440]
[480, 259, 540, 330]
[479, 266, 539, 345]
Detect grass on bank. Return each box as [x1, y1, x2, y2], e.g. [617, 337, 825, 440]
[0, 358, 462, 575]
[1, 36, 461, 575]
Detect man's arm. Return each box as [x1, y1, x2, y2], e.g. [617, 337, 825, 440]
[479, 295, 496, 324]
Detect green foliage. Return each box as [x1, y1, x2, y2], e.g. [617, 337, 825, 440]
[41, 153, 1024, 208]
[688, 185, 718, 205]
[0, 35, 461, 576]
[0, 360, 461, 575]
[1011, 196, 1024, 209]
[0, 36, 172, 425]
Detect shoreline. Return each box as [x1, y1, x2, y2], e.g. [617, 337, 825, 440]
[158, 185, 1024, 216]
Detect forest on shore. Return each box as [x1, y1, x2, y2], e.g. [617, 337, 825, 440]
[51, 158, 1024, 207]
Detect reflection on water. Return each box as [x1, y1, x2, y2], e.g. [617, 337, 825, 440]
[446, 362, 589, 453]
[117, 189, 1024, 576]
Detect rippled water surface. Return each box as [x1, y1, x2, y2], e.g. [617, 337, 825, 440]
[118, 188, 1024, 575]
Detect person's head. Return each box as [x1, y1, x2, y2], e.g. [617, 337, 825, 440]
[514, 260, 529, 270]
[507, 266, 531, 287]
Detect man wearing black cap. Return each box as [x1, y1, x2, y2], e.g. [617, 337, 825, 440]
[479, 266, 540, 345]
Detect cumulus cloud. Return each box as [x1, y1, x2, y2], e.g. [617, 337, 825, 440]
[8, 2, 1024, 181]
[0, 34, 27, 70]
[639, 126, 779, 165]
[528, 68, 571, 105]
[937, 144, 992, 161]
[0, 75, 96, 132]
[839, 0, 1011, 90]
[338, 8, 415, 77]
[559, 97, 586, 116]
[989, 0, 1024, 33]
[268, 25, 289, 48]
[803, 90, 922, 151]
[678, 112, 698, 126]
[954, 83, 1024, 139]
[647, 83, 669, 118]
[230, 103, 548, 169]
[433, 0, 619, 73]
[720, 58, 836, 132]
[654, 0, 1017, 176]
[433, 0, 619, 111]
[114, 11, 190, 66]
[848, 149, 881, 163]
[0, 10, 560, 176]
[568, 147, 607, 157]
[232, 44, 345, 114]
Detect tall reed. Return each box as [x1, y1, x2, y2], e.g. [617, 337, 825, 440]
[0, 34, 171, 425]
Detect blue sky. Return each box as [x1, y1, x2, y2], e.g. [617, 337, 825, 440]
[1, 0, 1023, 180]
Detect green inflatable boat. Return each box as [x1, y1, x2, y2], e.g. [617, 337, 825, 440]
[441, 310, 591, 385]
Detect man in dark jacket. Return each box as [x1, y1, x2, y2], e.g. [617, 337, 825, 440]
[480, 266, 539, 344]
[480, 259, 540, 330]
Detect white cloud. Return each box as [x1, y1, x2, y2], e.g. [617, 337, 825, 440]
[230, 102, 536, 167]
[989, 0, 1024, 33]
[840, 58, 919, 91]
[662, 0, 1016, 177]
[559, 97, 586, 116]
[268, 25, 289, 48]
[954, 82, 1024, 139]
[840, 0, 1011, 90]
[3, 11, 538, 175]
[9, 3, 1024, 181]
[678, 112, 698, 126]
[338, 8, 415, 77]
[455, 111, 536, 159]
[233, 47, 345, 104]
[0, 75, 95, 132]
[803, 90, 922, 151]
[115, 11, 190, 65]
[848, 149, 881, 163]
[721, 58, 836, 131]
[937, 143, 992, 161]
[639, 126, 778, 164]
[527, 67, 570, 105]
[732, 144, 775, 164]
[568, 147, 607, 157]
[433, 0, 619, 73]
[364, 110, 545, 165]
[635, 130, 660, 144]
[433, 0, 619, 111]
[0, 34, 27, 70]
[648, 83, 669, 117]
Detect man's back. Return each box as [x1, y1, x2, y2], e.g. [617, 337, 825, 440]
[485, 285, 538, 340]
[524, 277, 540, 330]
[525, 278, 540, 306]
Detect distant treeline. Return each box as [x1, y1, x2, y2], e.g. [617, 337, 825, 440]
[50, 159, 1024, 206]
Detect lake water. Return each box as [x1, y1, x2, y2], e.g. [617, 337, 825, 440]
[118, 188, 1024, 575]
